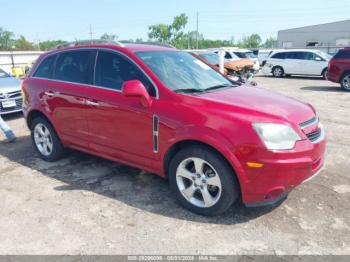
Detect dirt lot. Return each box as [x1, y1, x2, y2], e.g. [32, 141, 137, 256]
[0, 75, 349, 255]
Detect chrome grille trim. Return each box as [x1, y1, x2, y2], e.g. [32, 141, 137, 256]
[0, 91, 22, 100]
[307, 127, 325, 144]
[299, 116, 318, 129]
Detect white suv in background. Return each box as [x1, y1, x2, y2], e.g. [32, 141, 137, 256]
[211, 48, 260, 71]
[262, 49, 331, 78]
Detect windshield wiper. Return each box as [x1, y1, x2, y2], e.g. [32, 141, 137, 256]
[174, 88, 204, 94]
[204, 84, 235, 92]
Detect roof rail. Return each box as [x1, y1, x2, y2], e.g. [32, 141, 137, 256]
[124, 41, 176, 49]
[52, 39, 125, 50]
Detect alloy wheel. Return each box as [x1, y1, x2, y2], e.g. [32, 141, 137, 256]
[273, 67, 283, 77]
[342, 75, 350, 90]
[176, 157, 222, 208]
[34, 123, 53, 156]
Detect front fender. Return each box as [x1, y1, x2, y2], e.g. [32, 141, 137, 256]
[161, 125, 248, 186]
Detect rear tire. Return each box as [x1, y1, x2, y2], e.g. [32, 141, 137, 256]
[272, 66, 284, 78]
[341, 72, 350, 91]
[168, 145, 239, 216]
[30, 117, 65, 162]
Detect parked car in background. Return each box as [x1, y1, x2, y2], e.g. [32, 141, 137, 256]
[262, 49, 331, 78]
[211, 48, 260, 71]
[252, 49, 273, 67]
[23, 41, 325, 216]
[327, 47, 350, 91]
[187, 50, 228, 75]
[231, 48, 260, 71]
[188, 50, 256, 84]
[0, 68, 23, 115]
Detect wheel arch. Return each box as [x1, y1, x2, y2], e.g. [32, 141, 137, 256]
[26, 110, 53, 130]
[163, 139, 245, 196]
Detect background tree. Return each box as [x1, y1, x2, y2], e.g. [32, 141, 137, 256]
[148, 13, 188, 47]
[238, 34, 262, 48]
[0, 28, 15, 50]
[39, 40, 67, 50]
[14, 36, 35, 50]
[262, 36, 277, 48]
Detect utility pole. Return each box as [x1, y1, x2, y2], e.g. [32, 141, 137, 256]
[196, 12, 199, 49]
[89, 24, 93, 42]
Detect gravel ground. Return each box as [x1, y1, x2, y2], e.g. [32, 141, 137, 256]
[0, 75, 349, 255]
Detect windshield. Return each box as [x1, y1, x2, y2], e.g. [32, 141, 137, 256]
[199, 53, 220, 65]
[234, 52, 257, 59]
[136, 51, 234, 92]
[0, 68, 10, 78]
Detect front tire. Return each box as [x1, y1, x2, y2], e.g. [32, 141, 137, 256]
[341, 72, 350, 91]
[322, 68, 328, 80]
[168, 145, 239, 216]
[272, 66, 284, 78]
[31, 117, 65, 161]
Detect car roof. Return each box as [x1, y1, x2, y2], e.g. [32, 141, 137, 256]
[209, 47, 253, 53]
[272, 49, 322, 53]
[44, 41, 176, 56]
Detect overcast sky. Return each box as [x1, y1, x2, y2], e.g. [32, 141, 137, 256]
[1, 0, 349, 42]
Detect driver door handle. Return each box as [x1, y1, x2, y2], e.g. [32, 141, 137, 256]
[85, 100, 100, 106]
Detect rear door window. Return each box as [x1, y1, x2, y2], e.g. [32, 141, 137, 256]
[53, 50, 96, 84]
[286, 52, 304, 60]
[33, 54, 57, 78]
[94, 51, 156, 96]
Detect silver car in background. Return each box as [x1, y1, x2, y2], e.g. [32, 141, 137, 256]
[0, 68, 23, 115]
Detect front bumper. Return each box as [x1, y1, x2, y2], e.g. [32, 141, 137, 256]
[0, 98, 23, 115]
[240, 137, 326, 207]
[261, 65, 272, 75]
[326, 71, 340, 83]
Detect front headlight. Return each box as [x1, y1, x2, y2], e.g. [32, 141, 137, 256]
[253, 123, 301, 150]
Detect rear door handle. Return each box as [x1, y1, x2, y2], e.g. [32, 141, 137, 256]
[44, 91, 55, 97]
[85, 100, 100, 106]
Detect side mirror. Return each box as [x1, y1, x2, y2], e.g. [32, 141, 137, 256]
[315, 57, 322, 61]
[122, 80, 152, 107]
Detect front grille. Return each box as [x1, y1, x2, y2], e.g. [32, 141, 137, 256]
[299, 116, 323, 143]
[306, 128, 322, 143]
[299, 116, 317, 128]
[0, 90, 22, 100]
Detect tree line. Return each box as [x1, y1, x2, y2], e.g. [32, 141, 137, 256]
[0, 14, 276, 51]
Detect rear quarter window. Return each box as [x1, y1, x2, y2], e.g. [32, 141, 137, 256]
[33, 54, 57, 78]
[333, 50, 350, 59]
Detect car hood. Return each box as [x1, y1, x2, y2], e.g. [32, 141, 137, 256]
[225, 59, 255, 70]
[0, 77, 22, 94]
[197, 85, 315, 124]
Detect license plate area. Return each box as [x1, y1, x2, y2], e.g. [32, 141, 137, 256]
[2, 100, 16, 108]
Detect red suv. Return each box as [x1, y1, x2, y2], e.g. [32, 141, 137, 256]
[328, 47, 350, 91]
[22, 41, 326, 216]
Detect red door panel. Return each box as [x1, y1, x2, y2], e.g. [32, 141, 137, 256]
[83, 86, 157, 163]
